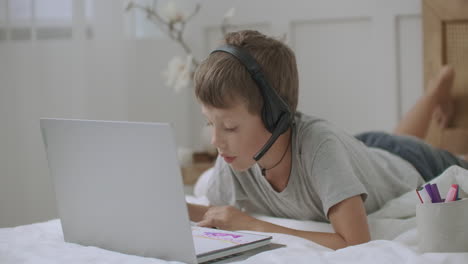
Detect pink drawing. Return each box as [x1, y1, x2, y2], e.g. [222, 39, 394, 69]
[204, 232, 242, 239]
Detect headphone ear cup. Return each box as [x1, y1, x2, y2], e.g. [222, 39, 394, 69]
[262, 106, 291, 134]
[261, 103, 275, 133]
[276, 113, 292, 134]
[253, 112, 291, 161]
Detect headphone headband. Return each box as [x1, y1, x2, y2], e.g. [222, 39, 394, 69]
[211, 45, 262, 77]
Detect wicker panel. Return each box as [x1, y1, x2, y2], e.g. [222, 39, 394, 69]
[445, 22, 468, 94]
[444, 21, 468, 128]
[424, 1, 468, 154]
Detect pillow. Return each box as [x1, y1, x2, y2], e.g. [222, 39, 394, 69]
[194, 167, 214, 197]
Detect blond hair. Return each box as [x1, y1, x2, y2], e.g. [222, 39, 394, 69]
[194, 30, 299, 115]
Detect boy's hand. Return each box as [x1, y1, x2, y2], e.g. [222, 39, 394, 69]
[197, 206, 259, 231]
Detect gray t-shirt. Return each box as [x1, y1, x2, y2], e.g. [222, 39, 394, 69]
[205, 112, 424, 222]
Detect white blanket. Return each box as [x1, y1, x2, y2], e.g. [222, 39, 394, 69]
[1, 166, 468, 264]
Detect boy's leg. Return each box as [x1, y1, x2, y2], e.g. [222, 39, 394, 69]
[356, 65, 468, 181]
[394, 65, 455, 139]
[355, 131, 468, 182]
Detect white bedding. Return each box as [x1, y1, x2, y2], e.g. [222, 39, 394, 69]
[2, 166, 468, 264]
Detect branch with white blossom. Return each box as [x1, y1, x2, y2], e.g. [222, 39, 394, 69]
[126, 0, 201, 67]
[125, 0, 235, 93]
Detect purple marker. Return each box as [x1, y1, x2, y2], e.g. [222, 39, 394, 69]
[424, 183, 434, 203]
[430, 184, 442, 203]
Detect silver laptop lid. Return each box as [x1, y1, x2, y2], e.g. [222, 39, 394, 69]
[40, 118, 197, 264]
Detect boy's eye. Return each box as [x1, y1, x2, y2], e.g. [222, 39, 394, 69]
[205, 121, 237, 132]
[224, 126, 238, 132]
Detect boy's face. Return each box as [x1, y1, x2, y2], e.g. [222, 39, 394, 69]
[202, 102, 270, 171]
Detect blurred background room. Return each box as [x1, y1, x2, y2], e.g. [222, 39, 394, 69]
[0, 0, 424, 228]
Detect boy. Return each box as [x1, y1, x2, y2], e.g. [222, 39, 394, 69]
[187, 30, 468, 250]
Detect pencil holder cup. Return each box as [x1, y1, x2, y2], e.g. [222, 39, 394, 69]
[416, 198, 468, 252]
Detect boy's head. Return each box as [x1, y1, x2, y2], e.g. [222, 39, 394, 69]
[194, 30, 299, 116]
[194, 30, 299, 171]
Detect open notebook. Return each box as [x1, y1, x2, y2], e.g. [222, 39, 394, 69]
[40, 118, 272, 263]
[193, 226, 271, 263]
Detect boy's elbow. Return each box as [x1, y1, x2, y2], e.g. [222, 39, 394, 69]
[332, 235, 370, 250]
[347, 237, 371, 247]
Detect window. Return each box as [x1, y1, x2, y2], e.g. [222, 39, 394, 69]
[9, 0, 32, 40]
[0, 0, 95, 42]
[0, 0, 7, 41]
[35, 0, 72, 40]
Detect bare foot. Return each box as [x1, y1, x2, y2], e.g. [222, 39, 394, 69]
[427, 65, 455, 128]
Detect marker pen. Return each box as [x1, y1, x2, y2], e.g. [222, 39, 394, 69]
[424, 183, 434, 203]
[418, 188, 432, 203]
[416, 189, 423, 203]
[445, 184, 458, 203]
[431, 184, 443, 203]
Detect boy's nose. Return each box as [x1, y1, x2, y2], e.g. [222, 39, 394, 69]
[211, 129, 226, 150]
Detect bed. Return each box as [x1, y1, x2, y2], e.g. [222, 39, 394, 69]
[1, 166, 468, 264]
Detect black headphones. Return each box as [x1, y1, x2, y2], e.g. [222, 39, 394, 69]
[210, 44, 293, 161]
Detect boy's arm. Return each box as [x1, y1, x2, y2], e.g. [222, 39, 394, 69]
[259, 195, 370, 250]
[187, 203, 210, 222]
[197, 195, 370, 250]
[327, 194, 371, 248]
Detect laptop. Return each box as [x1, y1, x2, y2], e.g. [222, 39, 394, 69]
[40, 118, 272, 264]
